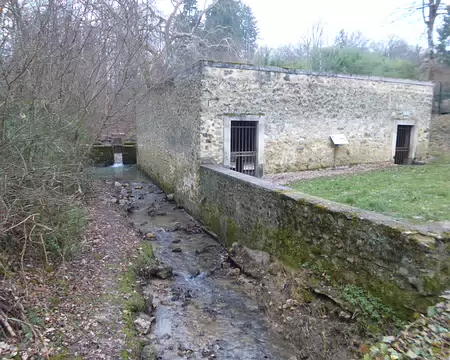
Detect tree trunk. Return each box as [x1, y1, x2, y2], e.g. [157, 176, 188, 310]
[424, 0, 441, 81]
[427, 24, 436, 80]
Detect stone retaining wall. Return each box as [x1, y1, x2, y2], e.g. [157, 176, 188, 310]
[198, 164, 449, 319]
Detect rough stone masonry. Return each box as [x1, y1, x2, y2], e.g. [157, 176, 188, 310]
[137, 60, 433, 206]
[136, 61, 443, 318]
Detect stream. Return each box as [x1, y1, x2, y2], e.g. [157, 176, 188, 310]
[92, 165, 297, 359]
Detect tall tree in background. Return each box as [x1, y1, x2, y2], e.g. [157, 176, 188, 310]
[177, 0, 200, 31]
[204, 0, 258, 60]
[254, 27, 421, 80]
[404, 0, 446, 79]
[437, 6, 450, 64]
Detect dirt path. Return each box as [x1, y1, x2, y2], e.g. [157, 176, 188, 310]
[0, 181, 141, 360]
[264, 163, 395, 185]
[0, 183, 143, 359]
[57, 184, 142, 359]
[47, 183, 142, 359]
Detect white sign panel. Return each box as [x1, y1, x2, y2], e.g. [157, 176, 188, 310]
[330, 134, 349, 145]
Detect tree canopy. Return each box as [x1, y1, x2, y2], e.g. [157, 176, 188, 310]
[437, 6, 450, 65]
[203, 0, 258, 60]
[254, 30, 422, 80]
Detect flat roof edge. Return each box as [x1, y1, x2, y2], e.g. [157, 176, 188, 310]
[196, 60, 434, 87]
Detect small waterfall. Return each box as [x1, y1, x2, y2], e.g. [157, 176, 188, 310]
[112, 152, 124, 168]
[112, 134, 125, 168]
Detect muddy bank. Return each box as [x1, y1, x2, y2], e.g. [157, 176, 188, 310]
[116, 178, 362, 359]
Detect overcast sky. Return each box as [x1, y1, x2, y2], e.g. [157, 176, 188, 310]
[159, 0, 448, 48]
[241, 0, 440, 47]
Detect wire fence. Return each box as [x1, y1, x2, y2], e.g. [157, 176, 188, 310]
[434, 83, 450, 114]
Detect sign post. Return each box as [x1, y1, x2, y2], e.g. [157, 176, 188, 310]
[330, 134, 349, 168]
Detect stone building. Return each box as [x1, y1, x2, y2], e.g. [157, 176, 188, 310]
[137, 60, 433, 208]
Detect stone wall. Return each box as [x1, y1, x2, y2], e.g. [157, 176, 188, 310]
[137, 61, 433, 200]
[90, 145, 136, 165]
[136, 65, 203, 211]
[198, 164, 449, 318]
[429, 114, 450, 155]
[199, 62, 434, 173]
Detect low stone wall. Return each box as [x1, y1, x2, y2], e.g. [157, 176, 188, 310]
[91, 145, 137, 165]
[198, 164, 449, 319]
[429, 114, 450, 155]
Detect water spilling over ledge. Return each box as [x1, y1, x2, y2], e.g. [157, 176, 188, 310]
[112, 152, 124, 168]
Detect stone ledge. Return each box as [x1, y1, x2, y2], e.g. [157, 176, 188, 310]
[195, 60, 434, 87]
[199, 164, 449, 318]
[201, 164, 449, 243]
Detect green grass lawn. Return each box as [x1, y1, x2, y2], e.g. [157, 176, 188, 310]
[288, 158, 450, 223]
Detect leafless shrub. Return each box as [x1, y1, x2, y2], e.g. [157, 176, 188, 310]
[0, 0, 236, 268]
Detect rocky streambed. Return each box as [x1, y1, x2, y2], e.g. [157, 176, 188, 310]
[117, 180, 297, 359]
[113, 175, 362, 360]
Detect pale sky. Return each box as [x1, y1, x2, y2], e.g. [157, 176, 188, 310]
[159, 0, 448, 48]
[241, 0, 440, 47]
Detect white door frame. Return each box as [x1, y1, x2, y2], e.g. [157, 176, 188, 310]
[391, 119, 417, 162]
[223, 114, 265, 177]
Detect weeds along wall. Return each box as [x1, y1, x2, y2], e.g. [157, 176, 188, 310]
[198, 165, 449, 319]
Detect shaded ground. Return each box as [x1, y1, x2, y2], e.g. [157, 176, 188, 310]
[0, 182, 142, 358]
[4, 172, 358, 359]
[120, 176, 364, 360]
[264, 163, 395, 185]
[126, 181, 301, 359]
[366, 299, 450, 359]
[287, 158, 450, 223]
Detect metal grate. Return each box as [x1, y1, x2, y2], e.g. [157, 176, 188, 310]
[394, 125, 412, 165]
[230, 121, 257, 176]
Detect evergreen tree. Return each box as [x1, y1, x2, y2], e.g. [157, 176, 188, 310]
[204, 0, 258, 60]
[177, 0, 200, 32]
[437, 6, 450, 65]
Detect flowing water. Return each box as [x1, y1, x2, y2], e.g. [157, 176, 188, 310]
[93, 166, 297, 359]
[113, 152, 124, 167]
[90, 165, 149, 182]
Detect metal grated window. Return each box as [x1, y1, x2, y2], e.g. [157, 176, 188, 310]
[230, 121, 257, 176]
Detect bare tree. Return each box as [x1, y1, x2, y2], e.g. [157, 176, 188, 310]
[0, 0, 227, 269]
[403, 0, 446, 79]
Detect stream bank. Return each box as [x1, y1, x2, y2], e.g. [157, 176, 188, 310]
[112, 167, 363, 359]
[2, 166, 447, 360]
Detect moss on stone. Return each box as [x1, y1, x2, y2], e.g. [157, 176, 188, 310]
[226, 217, 238, 246]
[197, 167, 449, 321]
[239, 219, 444, 320]
[152, 173, 174, 194]
[423, 275, 449, 294]
[314, 204, 329, 213]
